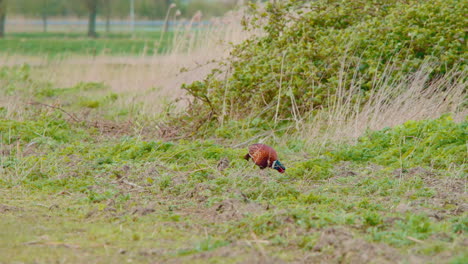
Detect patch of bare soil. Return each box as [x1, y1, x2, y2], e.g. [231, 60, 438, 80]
[0, 145, 12, 156]
[305, 227, 403, 264]
[332, 161, 359, 179]
[393, 167, 467, 219]
[0, 142, 40, 157]
[0, 204, 21, 213]
[155, 122, 184, 140]
[132, 206, 156, 216]
[185, 183, 211, 202]
[332, 162, 387, 181]
[161, 244, 287, 264]
[84, 197, 166, 222]
[180, 198, 267, 223]
[211, 199, 266, 222]
[90, 119, 135, 137]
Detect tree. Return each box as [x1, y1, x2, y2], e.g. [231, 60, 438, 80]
[103, 0, 111, 33]
[41, 0, 48, 32]
[130, 0, 134, 34]
[85, 0, 98, 37]
[0, 0, 6, 38]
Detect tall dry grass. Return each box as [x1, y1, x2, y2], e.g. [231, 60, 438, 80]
[0, 9, 256, 115]
[300, 62, 467, 145]
[2, 10, 465, 143]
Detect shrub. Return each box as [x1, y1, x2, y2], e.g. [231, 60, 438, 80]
[334, 115, 467, 169]
[182, 0, 466, 125]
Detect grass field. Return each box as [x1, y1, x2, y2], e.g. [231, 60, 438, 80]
[0, 32, 180, 56]
[0, 11, 467, 264]
[0, 93, 466, 263]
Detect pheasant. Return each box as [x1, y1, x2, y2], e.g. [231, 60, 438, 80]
[244, 144, 286, 173]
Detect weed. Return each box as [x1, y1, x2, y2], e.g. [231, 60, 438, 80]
[334, 115, 467, 170]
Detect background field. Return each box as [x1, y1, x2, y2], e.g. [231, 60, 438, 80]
[0, 32, 176, 56]
[0, 0, 467, 263]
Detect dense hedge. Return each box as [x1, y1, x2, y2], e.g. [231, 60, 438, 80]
[182, 0, 466, 124]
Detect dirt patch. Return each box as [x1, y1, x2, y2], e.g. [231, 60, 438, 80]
[307, 227, 403, 264]
[332, 161, 358, 179]
[0, 204, 20, 213]
[211, 199, 266, 222]
[423, 176, 466, 217]
[217, 157, 230, 171]
[181, 198, 267, 223]
[185, 183, 211, 202]
[424, 177, 466, 198]
[0, 145, 12, 156]
[392, 167, 436, 178]
[162, 243, 287, 264]
[0, 142, 40, 157]
[138, 248, 169, 257]
[21, 142, 40, 156]
[90, 119, 134, 137]
[392, 167, 467, 218]
[84, 206, 123, 220]
[155, 122, 184, 140]
[332, 162, 388, 181]
[390, 167, 465, 198]
[132, 207, 156, 216]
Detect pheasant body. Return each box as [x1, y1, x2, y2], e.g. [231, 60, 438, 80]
[244, 144, 286, 173]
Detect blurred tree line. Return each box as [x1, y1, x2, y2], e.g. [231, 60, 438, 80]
[0, 0, 241, 37]
[6, 0, 239, 20]
[0, 0, 5, 37]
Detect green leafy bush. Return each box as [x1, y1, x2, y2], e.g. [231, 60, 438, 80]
[334, 115, 467, 169]
[182, 0, 466, 124]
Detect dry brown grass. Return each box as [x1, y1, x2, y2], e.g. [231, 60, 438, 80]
[0, 10, 255, 116]
[2, 12, 465, 141]
[300, 62, 467, 145]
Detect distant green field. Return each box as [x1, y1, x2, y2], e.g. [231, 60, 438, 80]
[0, 32, 177, 56]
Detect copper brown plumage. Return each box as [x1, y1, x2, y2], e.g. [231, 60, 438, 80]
[244, 143, 286, 173]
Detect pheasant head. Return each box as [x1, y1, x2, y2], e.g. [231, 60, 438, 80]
[272, 160, 286, 173]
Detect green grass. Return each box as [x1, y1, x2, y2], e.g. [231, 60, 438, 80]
[335, 116, 468, 170]
[0, 32, 177, 56]
[0, 102, 466, 262]
[0, 39, 466, 262]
